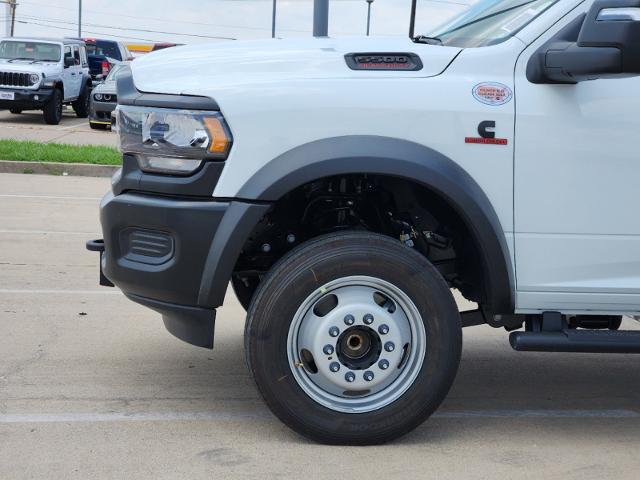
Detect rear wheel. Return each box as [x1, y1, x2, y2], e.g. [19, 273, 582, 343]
[9, 108, 22, 114]
[43, 89, 63, 125]
[245, 232, 462, 445]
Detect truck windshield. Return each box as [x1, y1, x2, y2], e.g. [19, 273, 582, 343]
[424, 0, 557, 47]
[86, 42, 121, 61]
[0, 41, 61, 62]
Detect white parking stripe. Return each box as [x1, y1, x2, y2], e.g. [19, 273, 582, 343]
[0, 229, 99, 236]
[1, 409, 638, 424]
[0, 289, 121, 295]
[0, 194, 101, 201]
[60, 120, 90, 130]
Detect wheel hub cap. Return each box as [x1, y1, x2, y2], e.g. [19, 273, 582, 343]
[287, 276, 427, 413]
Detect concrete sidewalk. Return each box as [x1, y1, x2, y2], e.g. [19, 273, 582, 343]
[0, 109, 117, 147]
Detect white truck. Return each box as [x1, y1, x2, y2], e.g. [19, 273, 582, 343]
[0, 38, 92, 124]
[87, 0, 640, 444]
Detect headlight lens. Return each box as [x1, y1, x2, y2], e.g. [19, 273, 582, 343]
[115, 105, 232, 175]
[94, 93, 103, 101]
[29, 73, 39, 85]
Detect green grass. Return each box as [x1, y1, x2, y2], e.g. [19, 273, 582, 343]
[0, 139, 121, 165]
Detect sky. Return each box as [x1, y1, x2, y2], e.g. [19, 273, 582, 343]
[3, 0, 470, 45]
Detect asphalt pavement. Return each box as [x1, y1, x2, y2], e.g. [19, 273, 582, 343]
[0, 109, 117, 147]
[1, 172, 639, 480]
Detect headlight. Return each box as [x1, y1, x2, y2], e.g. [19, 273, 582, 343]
[115, 105, 232, 175]
[94, 93, 103, 101]
[29, 73, 39, 85]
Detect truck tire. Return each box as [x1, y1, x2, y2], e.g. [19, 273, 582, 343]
[43, 89, 63, 125]
[245, 231, 462, 445]
[9, 108, 22, 114]
[72, 84, 90, 118]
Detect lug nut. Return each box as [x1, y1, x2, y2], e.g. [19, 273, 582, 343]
[363, 314, 374, 325]
[323, 344, 334, 355]
[384, 341, 395, 352]
[330, 362, 340, 373]
[363, 370, 374, 382]
[378, 324, 389, 335]
[329, 326, 340, 337]
[344, 314, 355, 326]
[261, 243, 271, 253]
[286, 233, 296, 244]
[344, 372, 355, 383]
[378, 359, 389, 370]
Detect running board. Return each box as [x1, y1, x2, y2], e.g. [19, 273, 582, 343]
[510, 329, 640, 354]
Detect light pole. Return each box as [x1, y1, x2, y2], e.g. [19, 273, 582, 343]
[271, 0, 276, 38]
[366, 0, 374, 36]
[78, 0, 82, 38]
[313, 0, 329, 37]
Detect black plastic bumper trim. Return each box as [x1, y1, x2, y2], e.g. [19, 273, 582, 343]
[112, 155, 225, 198]
[126, 294, 216, 349]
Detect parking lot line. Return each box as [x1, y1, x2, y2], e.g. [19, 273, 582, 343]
[0, 229, 99, 236]
[60, 120, 92, 130]
[1, 409, 638, 424]
[0, 289, 120, 295]
[0, 194, 101, 201]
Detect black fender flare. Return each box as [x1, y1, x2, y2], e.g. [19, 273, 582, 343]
[199, 135, 514, 314]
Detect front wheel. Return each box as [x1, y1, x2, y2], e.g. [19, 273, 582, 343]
[9, 108, 22, 114]
[43, 89, 63, 125]
[245, 232, 462, 445]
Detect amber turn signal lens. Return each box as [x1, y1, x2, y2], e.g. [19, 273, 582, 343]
[203, 116, 231, 155]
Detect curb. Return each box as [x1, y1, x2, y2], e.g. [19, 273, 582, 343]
[0, 160, 119, 177]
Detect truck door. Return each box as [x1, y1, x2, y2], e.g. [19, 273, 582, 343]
[513, 8, 640, 313]
[62, 46, 76, 100]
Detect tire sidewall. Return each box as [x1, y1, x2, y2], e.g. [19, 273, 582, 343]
[43, 89, 63, 125]
[246, 233, 462, 444]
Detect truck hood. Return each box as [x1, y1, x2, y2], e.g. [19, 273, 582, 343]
[131, 37, 461, 95]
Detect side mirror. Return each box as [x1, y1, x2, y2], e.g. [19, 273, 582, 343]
[64, 56, 75, 68]
[528, 0, 640, 84]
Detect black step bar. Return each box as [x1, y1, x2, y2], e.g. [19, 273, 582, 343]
[510, 311, 640, 354]
[510, 329, 640, 354]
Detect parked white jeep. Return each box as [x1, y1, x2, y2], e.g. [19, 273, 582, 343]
[88, 0, 640, 444]
[0, 38, 92, 124]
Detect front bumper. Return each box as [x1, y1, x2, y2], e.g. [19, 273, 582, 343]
[89, 99, 116, 125]
[89, 159, 271, 350]
[0, 87, 54, 109]
[97, 191, 228, 348]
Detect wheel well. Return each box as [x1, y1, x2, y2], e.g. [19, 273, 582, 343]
[233, 174, 486, 308]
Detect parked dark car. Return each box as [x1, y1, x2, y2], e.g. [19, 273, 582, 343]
[88, 61, 128, 129]
[81, 38, 133, 80]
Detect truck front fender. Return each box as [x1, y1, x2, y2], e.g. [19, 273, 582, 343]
[200, 136, 514, 314]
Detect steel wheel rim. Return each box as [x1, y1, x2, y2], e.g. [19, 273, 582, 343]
[287, 275, 427, 413]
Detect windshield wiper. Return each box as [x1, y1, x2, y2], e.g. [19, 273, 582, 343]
[413, 35, 443, 45]
[8, 57, 35, 63]
[435, 0, 539, 37]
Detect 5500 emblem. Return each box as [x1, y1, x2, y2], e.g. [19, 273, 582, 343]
[345, 53, 423, 71]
